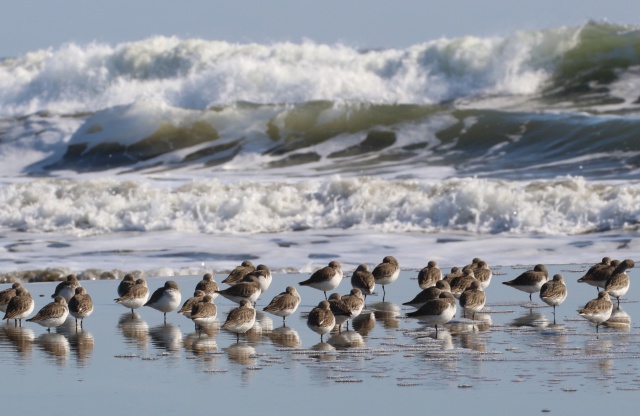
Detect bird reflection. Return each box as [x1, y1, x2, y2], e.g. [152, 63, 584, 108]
[1, 325, 35, 360]
[310, 341, 337, 361]
[327, 330, 364, 349]
[267, 326, 301, 347]
[149, 323, 182, 352]
[604, 306, 631, 331]
[183, 331, 218, 356]
[352, 311, 376, 336]
[68, 329, 94, 367]
[511, 311, 548, 328]
[117, 312, 149, 349]
[35, 332, 70, 365]
[225, 343, 257, 366]
[369, 302, 400, 329]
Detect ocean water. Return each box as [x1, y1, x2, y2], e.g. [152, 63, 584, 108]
[1, 21, 640, 279]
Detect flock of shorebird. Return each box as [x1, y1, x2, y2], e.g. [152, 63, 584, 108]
[0, 256, 634, 341]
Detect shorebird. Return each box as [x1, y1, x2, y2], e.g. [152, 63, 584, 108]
[115, 278, 150, 315]
[195, 273, 219, 299]
[577, 257, 615, 292]
[52, 274, 81, 302]
[2, 287, 34, 327]
[372, 256, 400, 301]
[299, 261, 343, 300]
[253, 265, 272, 293]
[262, 286, 301, 326]
[190, 295, 218, 332]
[403, 280, 451, 308]
[327, 293, 353, 333]
[604, 259, 634, 306]
[502, 264, 549, 301]
[539, 274, 568, 323]
[26, 296, 69, 332]
[144, 281, 182, 323]
[443, 267, 463, 284]
[307, 300, 335, 342]
[178, 290, 206, 319]
[0, 283, 24, 312]
[68, 287, 94, 329]
[350, 264, 375, 301]
[472, 260, 493, 290]
[222, 299, 256, 342]
[459, 280, 486, 319]
[222, 261, 256, 286]
[117, 274, 136, 297]
[339, 288, 365, 330]
[418, 260, 442, 289]
[449, 269, 478, 299]
[406, 292, 457, 336]
[215, 274, 262, 305]
[578, 290, 613, 333]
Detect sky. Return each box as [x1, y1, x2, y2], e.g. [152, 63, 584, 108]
[1, 0, 640, 57]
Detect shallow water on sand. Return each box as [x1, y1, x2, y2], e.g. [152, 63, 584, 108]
[1, 264, 639, 415]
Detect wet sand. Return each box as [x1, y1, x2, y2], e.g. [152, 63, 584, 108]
[1, 263, 639, 415]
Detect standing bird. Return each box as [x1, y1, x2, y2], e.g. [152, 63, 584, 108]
[68, 287, 94, 329]
[117, 274, 136, 297]
[403, 280, 451, 308]
[52, 274, 81, 302]
[472, 260, 493, 290]
[215, 274, 262, 305]
[306, 300, 335, 342]
[502, 264, 549, 301]
[177, 290, 206, 319]
[26, 296, 69, 332]
[459, 280, 486, 320]
[350, 264, 375, 301]
[299, 261, 343, 300]
[406, 292, 457, 336]
[418, 260, 442, 289]
[443, 267, 463, 284]
[2, 287, 34, 327]
[372, 256, 400, 301]
[539, 274, 568, 323]
[253, 265, 273, 293]
[222, 299, 256, 343]
[327, 293, 353, 333]
[577, 257, 614, 292]
[144, 281, 182, 323]
[262, 286, 301, 326]
[195, 273, 219, 299]
[0, 283, 24, 312]
[190, 295, 218, 332]
[339, 288, 365, 330]
[578, 291, 613, 333]
[604, 259, 635, 306]
[222, 261, 256, 286]
[115, 278, 150, 315]
[449, 269, 478, 299]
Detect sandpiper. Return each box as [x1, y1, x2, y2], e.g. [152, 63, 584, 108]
[449, 269, 478, 299]
[144, 281, 182, 323]
[190, 295, 218, 331]
[502, 264, 549, 301]
[222, 299, 256, 342]
[327, 293, 353, 333]
[406, 292, 457, 336]
[578, 290, 613, 333]
[0, 283, 23, 312]
[253, 265, 272, 293]
[215, 274, 262, 305]
[68, 287, 94, 329]
[52, 274, 81, 302]
[459, 280, 486, 319]
[117, 274, 136, 298]
[539, 274, 568, 323]
[418, 260, 442, 289]
[403, 280, 451, 308]
[372, 256, 400, 301]
[472, 260, 493, 290]
[195, 273, 219, 299]
[222, 261, 256, 286]
[299, 261, 343, 300]
[307, 300, 336, 342]
[339, 288, 365, 330]
[262, 286, 301, 326]
[178, 290, 206, 318]
[115, 278, 150, 315]
[2, 287, 34, 327]
[604, 259, 634, 306]
[26, 296, 69, 332]
[577, 257, 616, 292]
[443, 267, 463, 284]
[350, 264, 375, 301]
